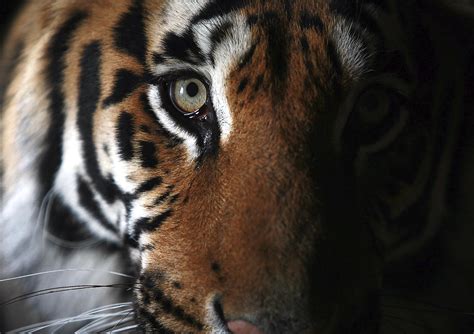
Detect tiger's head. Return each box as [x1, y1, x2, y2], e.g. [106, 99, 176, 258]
[68, 1, 381, 331]
[6, 0, 457, 332]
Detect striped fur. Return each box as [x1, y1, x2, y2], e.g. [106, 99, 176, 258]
[1, 0, 471, 332]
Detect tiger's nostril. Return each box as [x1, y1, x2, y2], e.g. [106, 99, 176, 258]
[207, 296, 264, 334]
[227, 320, 264, 334]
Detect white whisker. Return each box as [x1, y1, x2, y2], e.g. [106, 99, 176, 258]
[76, 317, 123, 333]
[77, 312, 135, 333]
[54, 311, 133, 334]
[9, 303, 134, 333]
[13, 310, 133, 333]
[0, 268, 134, 282]
[52, 303, 134, 334]
[33, 189, 54, 237]
[110, 324, 139, 333]
[104, 309, 135, 333]
[9, 318, 64, 333]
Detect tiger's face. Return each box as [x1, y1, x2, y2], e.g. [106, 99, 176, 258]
[3, 0, 471, 331]
[26, 0, 384, 332]
[137, 2, 381, 332]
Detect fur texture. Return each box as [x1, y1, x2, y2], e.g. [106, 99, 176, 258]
[1, 0, 473, 333]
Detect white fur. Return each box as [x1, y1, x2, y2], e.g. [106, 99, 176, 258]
[208, 14, 251, 142]
[54, 106, 121, 243]
[331, 18, 369, 78]
[158, 0, 211, 36]
[0, 35, 128, 331]
[1, 36, 52, 275]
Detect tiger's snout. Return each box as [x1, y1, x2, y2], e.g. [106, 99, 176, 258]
[206, 297, 309, 334]
[227, 321, 263, 334]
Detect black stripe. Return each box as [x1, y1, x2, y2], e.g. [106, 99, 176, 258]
[209, 21, 233, 46]
[39, 11, 87, 199]
[140, 274, 204, 330]
[327, 39, 344, 78]
[253, 74, 264, 91]
[168, 194, 179, 205]
[116, 112, 135, 161]
[46, 194, 99, 245]
[77, 175, 118, 233]
[140, 93, 182, 148]
[152, 52, 166, 64]
[140, 243, 156, 252]
[131, 217, 149, 241]
[300, 12, 325, 32]
[301, 34, 328, 96]
[247, 12, 289, 91]
[121, 191, 136, 223]
[138, 308, 175, 334]
[125, 234, 139, 248]
[153, 187, 173, 206]
[113, 0, 147, 64]
[136, 177, 163, 194]
[149, 209, 173, 232]
[103, 69, 142, 107]
[209, 21, 233, 65]
[247, 11, 279, 27]
[300, 35, 310, 53]
[169, 194, 179, 205]
[135, 209, 172, 235]
[284, 0, 293, 19]
[162, 30, 205, 65]
[140, 124, 151, 133]
[303, 68, 327, 102]
[191, 0, 249, 24]
[141, 92, 159, 121]
[247, 14, 259, 26]
[139, 140, 159, 168]
[237, 42, 257, 70]
[264, 13, 289, 92]
[237, 77, 249, 93]
[78, 41, 120, 203]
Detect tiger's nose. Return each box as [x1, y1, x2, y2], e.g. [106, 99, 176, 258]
[227, 320, 264, 334]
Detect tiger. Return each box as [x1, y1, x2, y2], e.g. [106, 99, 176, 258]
[1, 0, 473, 332]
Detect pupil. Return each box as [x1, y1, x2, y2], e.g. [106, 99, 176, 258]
[186, 82, 199, 98]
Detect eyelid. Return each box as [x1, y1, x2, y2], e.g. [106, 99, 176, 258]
[147, 70, 211, 88]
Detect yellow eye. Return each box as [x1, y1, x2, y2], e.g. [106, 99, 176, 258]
[170, 78, 208, 114]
